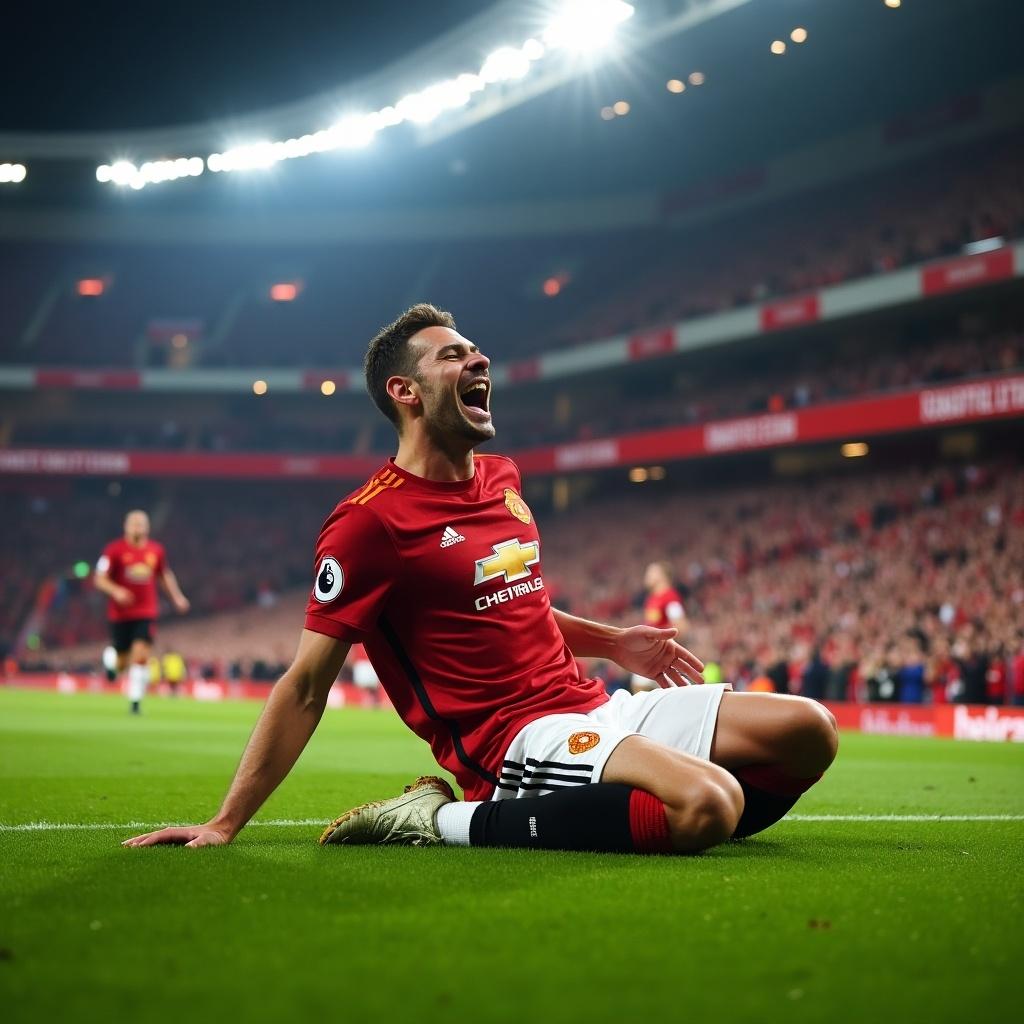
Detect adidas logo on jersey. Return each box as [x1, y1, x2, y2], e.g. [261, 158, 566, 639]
[440, 526, 466, 548]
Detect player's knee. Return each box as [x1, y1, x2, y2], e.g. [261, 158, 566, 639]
[791, 698, 838, 772]
[666, 768, 743, 853]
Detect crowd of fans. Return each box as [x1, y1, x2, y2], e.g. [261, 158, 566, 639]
[8, 457, 1023, 707]
[498, 319, 1023, 448]
[552, 132, 1024, 350]
[541, 459, 1024, 706]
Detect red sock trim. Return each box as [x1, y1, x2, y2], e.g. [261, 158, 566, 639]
[628, 789, 672, 854]
[737, 764, 822, 797]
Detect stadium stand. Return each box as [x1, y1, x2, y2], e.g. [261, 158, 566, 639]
[5, 310, 1022, 452]
[1, 133, 1021, 369]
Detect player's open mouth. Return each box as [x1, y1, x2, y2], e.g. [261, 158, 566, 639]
[459, 379, 491, 420]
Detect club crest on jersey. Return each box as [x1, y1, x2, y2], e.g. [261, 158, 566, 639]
[567, 731, 600, 755]
[474, 538, 540, 585]
[504, 488, 532, 525]
[313, 556, 344, 603]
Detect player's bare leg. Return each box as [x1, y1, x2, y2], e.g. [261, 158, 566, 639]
[601, 735, 744, 852]
[127, 638, 152, 715]
[708, 692, 839, 837]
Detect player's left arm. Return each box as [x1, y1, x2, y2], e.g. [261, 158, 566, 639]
[160, 566, 191, 615]
[551, 608, 704, 687]
[665, 595, 688, 639]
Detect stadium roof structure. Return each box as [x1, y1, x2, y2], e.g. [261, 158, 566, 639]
[2, 0, 1021, 211]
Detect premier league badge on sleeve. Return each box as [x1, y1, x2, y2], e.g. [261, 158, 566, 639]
[313, 556, 344, 603]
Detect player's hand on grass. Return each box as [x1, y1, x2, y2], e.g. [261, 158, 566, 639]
[122, 823, 233, 848]
[613, 625, 705, 687]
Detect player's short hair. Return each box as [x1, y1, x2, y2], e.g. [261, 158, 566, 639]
[364, 303, 457, 426]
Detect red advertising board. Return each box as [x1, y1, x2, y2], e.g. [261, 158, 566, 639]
[627, 328, 675, 361]
[505, 358, 541, 383]
[7, 675, 1022, 740]
[35, 369, 141, 390]
[921, 247, 1014, 296]
[760, 294, 820, 332]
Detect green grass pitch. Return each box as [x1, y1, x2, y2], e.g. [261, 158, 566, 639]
[1, 688, 1021, 1024]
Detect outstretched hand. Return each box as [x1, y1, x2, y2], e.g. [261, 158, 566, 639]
[611, 625, 705, 688]
[122, 823, 232, 849]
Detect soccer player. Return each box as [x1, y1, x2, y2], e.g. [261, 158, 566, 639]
[125, 305, 837, 854]
[94, 510, 190, 714]
[631, 561, 688, 693]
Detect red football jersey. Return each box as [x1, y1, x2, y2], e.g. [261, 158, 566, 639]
[304, 455, 609, 800]
[644, 587, 685, 629]
[96, 539, 166, 622]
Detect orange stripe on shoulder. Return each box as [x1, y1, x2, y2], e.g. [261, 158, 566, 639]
[353, 474, 406, 505]
[349, 477, 380, 504]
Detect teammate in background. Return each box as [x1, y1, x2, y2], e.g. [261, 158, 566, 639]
[349, 644, 382, 707]
[631, 561, 687, 693]
[126, 305, 836, 855]
[93, 510, 190, 714]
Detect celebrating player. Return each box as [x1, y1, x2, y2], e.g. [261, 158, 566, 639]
[631, 561, 688, 693]
[94, 510, 190, 714]
[125, 305, 836, 854]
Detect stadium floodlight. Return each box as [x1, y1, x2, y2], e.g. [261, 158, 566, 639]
[543, 0, 634, 53]
[0, 162, 28, 183]
[93, 0, 638, 189]
[332, 115, 378, 148]
[480, 46, 533, 83]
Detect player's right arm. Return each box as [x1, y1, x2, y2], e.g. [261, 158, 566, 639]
[93, 548, 133, 606]
[123, 629, 350, 848]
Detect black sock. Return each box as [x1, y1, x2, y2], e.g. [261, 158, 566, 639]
[729, 777, 800, 839]
[470, 784, 639, 852]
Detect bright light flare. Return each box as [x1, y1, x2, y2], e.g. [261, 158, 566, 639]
[480, 46, 532, 83]
[77, 278, 106, 297]
[269, 282, 301, 302]
[543, 1, 634, 53]
[0, 162, 27, 183]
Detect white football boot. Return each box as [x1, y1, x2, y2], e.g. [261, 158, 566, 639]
[319, 776, 455, 846]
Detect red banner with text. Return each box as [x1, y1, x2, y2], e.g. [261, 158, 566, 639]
[2, 373, 1022, 481]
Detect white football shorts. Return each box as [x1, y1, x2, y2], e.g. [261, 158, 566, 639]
[494, 684, 726, 800]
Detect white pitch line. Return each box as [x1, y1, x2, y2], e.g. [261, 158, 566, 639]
[783, 814, 1024, 822]
[0, 819, 325, 833]
[1, 814, 1023, 834]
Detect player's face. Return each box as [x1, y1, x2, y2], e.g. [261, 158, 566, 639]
[410, 327, 495, 445]
[644, 562, 662, 590]
[124, 512, 150, 544]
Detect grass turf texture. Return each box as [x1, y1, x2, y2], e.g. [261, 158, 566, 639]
[1, 689, 1021, 1024]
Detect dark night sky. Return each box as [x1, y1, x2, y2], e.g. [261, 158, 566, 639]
[0, 1, 488, 131]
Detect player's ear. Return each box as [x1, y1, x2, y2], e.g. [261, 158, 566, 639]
[386, 375, 420, 411]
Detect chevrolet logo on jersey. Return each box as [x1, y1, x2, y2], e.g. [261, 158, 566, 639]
[474, 538, 540, 586]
